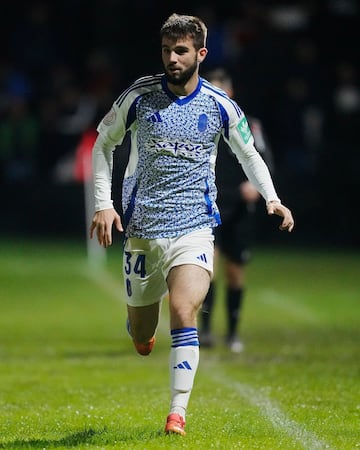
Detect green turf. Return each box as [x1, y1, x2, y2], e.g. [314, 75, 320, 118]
[0, 238, 359, 449]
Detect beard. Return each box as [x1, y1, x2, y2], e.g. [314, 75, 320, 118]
[165, 59, 198, 86]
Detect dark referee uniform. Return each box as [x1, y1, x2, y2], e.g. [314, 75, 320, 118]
[200, 115, 274, 351]
[215, 116, 274, 264]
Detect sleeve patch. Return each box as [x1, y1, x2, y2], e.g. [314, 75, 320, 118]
[237, 117, 251, 144]
[103, 107, 116, 126]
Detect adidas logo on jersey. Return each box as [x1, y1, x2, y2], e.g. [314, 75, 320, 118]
[147, 111, 162, 123]
[196, 253, 207, 263]
[173, 360, 192, 370]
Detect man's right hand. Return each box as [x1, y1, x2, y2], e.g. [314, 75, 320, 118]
[90, 208, 123, 247]
[266, 201, 294, 233]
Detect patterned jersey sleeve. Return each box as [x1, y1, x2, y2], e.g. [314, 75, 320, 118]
[92, 94, 131, 211]
[221, 98, 281, 203]
[92, 75, 161, 211]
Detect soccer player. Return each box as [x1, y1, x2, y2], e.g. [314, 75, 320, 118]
[199, 68, 274, 353]
[90, 13, 294, 436]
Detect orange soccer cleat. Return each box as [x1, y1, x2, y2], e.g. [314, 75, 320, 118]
[164, 413, 186, 436]
[133, 336, 156, 356]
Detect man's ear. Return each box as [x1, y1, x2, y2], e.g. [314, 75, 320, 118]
[198, 47, 208, 63]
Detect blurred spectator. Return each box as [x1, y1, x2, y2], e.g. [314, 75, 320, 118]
[39, 66, 98, 182]
[318, 60, 360, 243]
[7, 2, 58, 85]
[333, 62, 360, 115]
[0, 95, 40, 183]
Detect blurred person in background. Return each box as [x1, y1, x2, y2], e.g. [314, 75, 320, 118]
[89, 13, 294, 436]
[199, 68, 274, 353]
[0, 94, 40, 183]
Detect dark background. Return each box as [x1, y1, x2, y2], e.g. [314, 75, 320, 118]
[1, 1, 359, 247]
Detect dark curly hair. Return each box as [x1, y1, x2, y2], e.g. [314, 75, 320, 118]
[160, 13, 207, 50]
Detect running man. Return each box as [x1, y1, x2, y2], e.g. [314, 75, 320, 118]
[90, 13, 294, 436]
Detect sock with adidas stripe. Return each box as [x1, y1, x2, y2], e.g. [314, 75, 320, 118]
[169, 327, 199, 419]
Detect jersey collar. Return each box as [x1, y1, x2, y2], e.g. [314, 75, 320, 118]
[161, 75, 202, 105]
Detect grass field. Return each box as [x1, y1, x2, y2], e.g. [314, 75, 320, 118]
[0, 238, 359, 449]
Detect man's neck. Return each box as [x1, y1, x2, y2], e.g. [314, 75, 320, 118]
[167, 75, 199, 97]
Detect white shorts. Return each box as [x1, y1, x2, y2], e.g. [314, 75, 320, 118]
[123, 228, 214, 307]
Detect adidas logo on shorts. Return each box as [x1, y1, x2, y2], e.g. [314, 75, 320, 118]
[196, 253, 207, 263]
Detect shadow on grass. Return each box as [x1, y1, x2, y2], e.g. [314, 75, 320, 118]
[0, 429, 98, 448]
[0, 427, 166, 448]
[62, 349, 126, 359]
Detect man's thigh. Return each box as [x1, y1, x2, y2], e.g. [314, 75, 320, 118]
[123, 229, 214, 307]
[163, 228, 214, 278]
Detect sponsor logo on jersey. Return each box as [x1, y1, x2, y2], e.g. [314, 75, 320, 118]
[103, 107, 116, 126]
[237, 116, 252, 144]
[148, 139, 203, 159]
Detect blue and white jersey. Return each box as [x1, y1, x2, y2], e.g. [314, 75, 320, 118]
[93, 74, 280, 239]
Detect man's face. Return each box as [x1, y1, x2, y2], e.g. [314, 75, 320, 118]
[161, 36, 201, 86]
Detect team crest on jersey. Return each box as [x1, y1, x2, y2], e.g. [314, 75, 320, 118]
[103, 107, 116, 126]
[237, 117, 251, 144]
[198, 113, 208, 132]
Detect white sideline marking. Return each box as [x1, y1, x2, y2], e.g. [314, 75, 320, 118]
[209, 370, 332, 450]
[84, 266, 331, 448]
[81, 265, 125, 304]
[257, 289, 321, 325]
[82, 266, 169, 333]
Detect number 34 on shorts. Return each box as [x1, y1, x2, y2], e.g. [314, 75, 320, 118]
[124, 251, 146, 297]
[122, 230, 214, 306]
